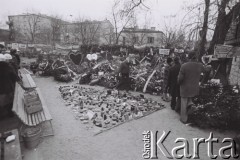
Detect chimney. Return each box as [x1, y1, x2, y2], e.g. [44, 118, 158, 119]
[151, 27, 156, 31]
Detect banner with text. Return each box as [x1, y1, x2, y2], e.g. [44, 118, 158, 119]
[214, 44, 240, 58]
[159, 49, 170, 55]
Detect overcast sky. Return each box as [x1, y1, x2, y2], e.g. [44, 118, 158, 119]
[0, 0, 196, 30]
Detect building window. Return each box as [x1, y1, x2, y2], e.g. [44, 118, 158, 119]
[147, 37, 154, 44]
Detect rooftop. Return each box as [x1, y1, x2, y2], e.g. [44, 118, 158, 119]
[122, 27, 163, 34]
[8, 13, 69, 24]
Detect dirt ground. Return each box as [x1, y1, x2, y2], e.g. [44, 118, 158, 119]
[19, 75, 237, 160]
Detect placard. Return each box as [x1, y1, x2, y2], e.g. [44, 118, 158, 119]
[12, 43, 18, 49]
[19, 44, 27, 49]
[159, 49, 170, 55]
[174, 48, 184, 53]
[28, 44, 35, 48]
[214, 44, 240, 58]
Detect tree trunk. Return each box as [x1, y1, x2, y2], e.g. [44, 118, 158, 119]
[197, 0, 210, 61]
[208, 2, 240, 55]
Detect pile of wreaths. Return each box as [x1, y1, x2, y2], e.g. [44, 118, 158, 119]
[78, 60, 164, 95]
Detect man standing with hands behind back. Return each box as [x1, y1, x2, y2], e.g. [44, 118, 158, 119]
[178, 51, 204, 123]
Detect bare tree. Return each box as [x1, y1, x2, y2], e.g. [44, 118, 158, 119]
[101, 22, 114, 45]
[208, 0, 240, 54]
[120, 0, 149, 16]
[38, 26, 52, 44]
[161, 17, 187, 49]
[8, 21, 26, 42]
[73, 17, 101, 46]
[50, 15, 63, 48]
[111, 0, 135, 44]
[182, 0, 240, 55]
[197, 0, 210, 60]
[123, 14, 139, 46]
[25, 13, 41, 43]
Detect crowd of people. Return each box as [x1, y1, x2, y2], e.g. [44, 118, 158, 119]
[0, 42, 207, 125]
[114, 50, 207, 124]
[162, 51, 206, 124]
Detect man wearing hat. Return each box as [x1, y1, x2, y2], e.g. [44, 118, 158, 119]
[178, 51, 204, 123]
[10, 49, 21, 72]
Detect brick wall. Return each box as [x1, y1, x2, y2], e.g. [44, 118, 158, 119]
[229, 56, 240, 85]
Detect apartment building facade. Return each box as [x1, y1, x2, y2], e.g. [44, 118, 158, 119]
[8, 14, 65, 45]
[61, 19, 114, 46]
[119, 27, 164, 47]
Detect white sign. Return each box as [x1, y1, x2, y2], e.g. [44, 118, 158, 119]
[174, 48, 184, 53]
[12, 43, 19, 49]
[19, 44, 27, 49]
[87, 53, 98, 61]
[98, 72, 104, 76]
[28, 44, 35, 48]
[36, 48, 42, 51]
[159, 49, 170, 55]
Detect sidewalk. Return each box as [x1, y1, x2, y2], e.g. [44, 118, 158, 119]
[21, 76, 237, 160]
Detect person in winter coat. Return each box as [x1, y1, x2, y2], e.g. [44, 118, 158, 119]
[178, 51, 204, 123]
[115, 56, 131, 91]
[0, 54, 26, 118]
[162, 57, 172, 101]
[168, 57, 181, 112]
[10, 49, 21, 73]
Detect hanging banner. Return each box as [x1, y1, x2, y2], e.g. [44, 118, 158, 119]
[159, 49, 170, 55]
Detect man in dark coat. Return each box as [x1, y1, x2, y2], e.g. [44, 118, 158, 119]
[178, 52, 204, 123]
[162, 57, 172, 101]
[10, 49, 20, 73]
[115, 56, 131, 91]
[168, 57, 181, 111]
[0, 54, 26, 118]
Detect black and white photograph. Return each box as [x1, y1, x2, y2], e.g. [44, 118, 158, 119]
[0, 0, 240, 159]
